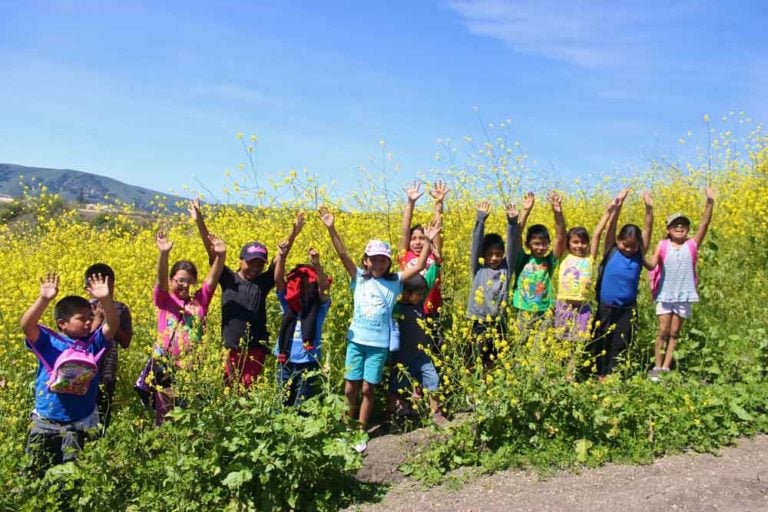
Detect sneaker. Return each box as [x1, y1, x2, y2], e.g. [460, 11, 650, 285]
[353, 440, 368, 453]
[648, 367, 661, 382]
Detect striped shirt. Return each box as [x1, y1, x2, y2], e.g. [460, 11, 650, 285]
[657, 240, 699, 303]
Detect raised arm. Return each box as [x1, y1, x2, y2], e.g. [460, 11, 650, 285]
[470, 200, 491, 275]
[20, 273, 59, 343]
[604, 188, 629, 255]
[548, 191, 567, 258]
[155, 231, 173, 292]
[693, 187, 715, 247]
[309, 248, 331, 302]
[401, 219, 441, 281]
[590, 200, 617, 260]
[283, 211, 305, 256]
[203, 234, 227, 290]
[86, 273, 119, 342]
[274, 240, 290, 292]
[641, 191, 654, 255]
[505, 203, 521, 269]
[189, 198, 215, 263]
[399, 181, 423, 254]
[429, 180, 449, 255]
[319, 206, 356, 279]
[518, 192, 535, 237]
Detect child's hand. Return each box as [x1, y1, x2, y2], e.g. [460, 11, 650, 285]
[522, 191, 535, 211]
[547, 191, 563, 213]
[277, 240, 289, 258]
[424, 219, 442, 242]
[39, 273, 59, 300]
[188, 198, 202, 221]
[91, 300, 105, 326]
[156, 231, 173, 253]
[86, 273, 111, 301]
[293, 211, 306, 233]
[616, 188, 631, 204]
[705, 186, 716, 203]
[308, 247, 320, 266]
[506, 203, 519, 219]
[403, 181, 424, 202]
[642, 191, 653, 209]
[476, 200, 491, 216]
[318, 206, 334, 228]
[429, 180, 450, 203]
[209, 234, 227, 256]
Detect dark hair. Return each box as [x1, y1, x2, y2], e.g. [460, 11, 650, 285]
[360, 255, 398, 281]
[566, 227, 589, 245]
[54, 295, 91, 322]
[403, 274, 427, 294]
[526, 224, 551, 244]
[84, 263, 115, 286]
[617, 223, 645, 254]
[482, 233, 504, 255]
[170, 260, 198, 280]
[409, 224, 425, 238]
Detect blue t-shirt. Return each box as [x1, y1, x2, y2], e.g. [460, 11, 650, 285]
[348, 268, 403, 348]
[273, 290, 331, 364]
[599, 249, 643, 307]
[26, 325, 108, 422]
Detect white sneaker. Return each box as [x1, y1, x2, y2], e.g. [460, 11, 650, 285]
[353, 440, 368, 453]
[648, 367, 661, 382]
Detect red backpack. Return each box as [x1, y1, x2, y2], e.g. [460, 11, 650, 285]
[284, 265, 320, 314]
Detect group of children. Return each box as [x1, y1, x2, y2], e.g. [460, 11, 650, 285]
[20, 182, 715, 470]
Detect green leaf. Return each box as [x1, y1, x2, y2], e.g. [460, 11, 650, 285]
[729, 402, 754, 422]
[222, 469, 253, 490]
[575, 439, 593, 463]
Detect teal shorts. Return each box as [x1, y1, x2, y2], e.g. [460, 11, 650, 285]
[344, 341, 388, 384]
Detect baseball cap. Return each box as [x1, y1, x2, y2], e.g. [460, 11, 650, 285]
[665, 212, 691, 227]
[364, 240, 392, 259]
[240, 242, 269, 262]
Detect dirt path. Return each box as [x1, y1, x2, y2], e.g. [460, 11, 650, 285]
[350, 433, 768, 511]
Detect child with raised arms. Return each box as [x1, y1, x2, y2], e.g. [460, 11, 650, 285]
[21, 272, 117, 475]
[647, 187, 715, 380]
[590, 189, 654, 378]
[319, 205, 440, 453]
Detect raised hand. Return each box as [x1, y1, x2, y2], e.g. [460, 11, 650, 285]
[477, 200, 491, 216]
[522, 191, 535, 211]
[39, 272, 59, 300]
[156, 231, 173, 253]
[209, 234, 227, 256]
[86, 273, 111, 301]
[705, 186, 716, 202]
[424, 219, 442, 242]
[616, 187, 631, 204]
[293, 211, 306, 233]
[308, 247, 320, 266]
[642, 191, 653, 209]
[404, 181, 424, 202]
[506, 203, 519, 219]
[547, 190, 563, 213]
[318, 205, 334, 228]
[429, 180, 450, 203]
[277, 240, 290, 258]
[188, 198, 202, 221]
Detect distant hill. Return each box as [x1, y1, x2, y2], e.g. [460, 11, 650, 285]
[0, 163, 186, 211]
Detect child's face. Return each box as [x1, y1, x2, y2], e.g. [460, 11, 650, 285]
[402, 288, 426, 306]
[239, 258, 266, 281]
[568, 236, 589, 257]
[364, 255, 391, 278]
[57, 307, 94, 338]
[169, 270, 197, 301]
[409, 229, 427, 255]
[617, 236, 640, 257]
[527, 236, 551, 258]
[667, 222, 690, 243]
[484, 247, 504, 269]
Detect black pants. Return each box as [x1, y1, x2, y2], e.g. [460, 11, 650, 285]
[471, 320, 505, 366]
[97, 380, 116, 432]
[590, 304, 636, 377]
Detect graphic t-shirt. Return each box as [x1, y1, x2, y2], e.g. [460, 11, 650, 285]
[557, 254, 595, 302]
[26, 326, 108, 422]
[153, 283, 214, 359]
[400, 250, 442, 314]
[513, 252, 556, 312]
[348, 268, 403, 348]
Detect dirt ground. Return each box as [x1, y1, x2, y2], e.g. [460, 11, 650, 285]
[348, 429, 768, 512]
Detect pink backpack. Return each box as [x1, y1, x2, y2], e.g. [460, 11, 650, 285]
[29, 326, 106, 396]
[648, 238, 698, 300]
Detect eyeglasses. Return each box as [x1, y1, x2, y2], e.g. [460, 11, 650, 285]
[173, 278, 196, 286]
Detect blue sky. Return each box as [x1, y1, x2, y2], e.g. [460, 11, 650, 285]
[0, 0, 765, 201]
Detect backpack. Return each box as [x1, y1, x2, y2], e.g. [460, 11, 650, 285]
[284, 265, 319, 314]
[648, 238, 698, 300]
[29, 326, 106, 396]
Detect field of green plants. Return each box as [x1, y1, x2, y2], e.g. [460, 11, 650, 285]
[1, 125, 767, 510]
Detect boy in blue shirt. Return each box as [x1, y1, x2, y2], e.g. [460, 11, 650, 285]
[21, 272, 118, 475]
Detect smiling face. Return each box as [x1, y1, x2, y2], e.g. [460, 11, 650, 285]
[364, 254, 391, 278]
[169, 269, 197, 301]
[484, 246, 504, 269]
[408, 227, 427, 255]
[667, 222, 691, 243]
[527, 235, 551, 258]
[57, 307, 94, 338]
[238, 258, 266, 281]
[568, 234, 589, 257]
[617, 236, 640, 257]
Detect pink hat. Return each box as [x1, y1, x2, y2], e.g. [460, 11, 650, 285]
[364, 240, 392, 259]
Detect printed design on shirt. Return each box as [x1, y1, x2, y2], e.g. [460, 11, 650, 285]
[518, 260, 552, 306]
[560, 257, 592, 298]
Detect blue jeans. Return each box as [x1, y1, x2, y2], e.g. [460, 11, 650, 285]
[278, 361, 320, 407]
